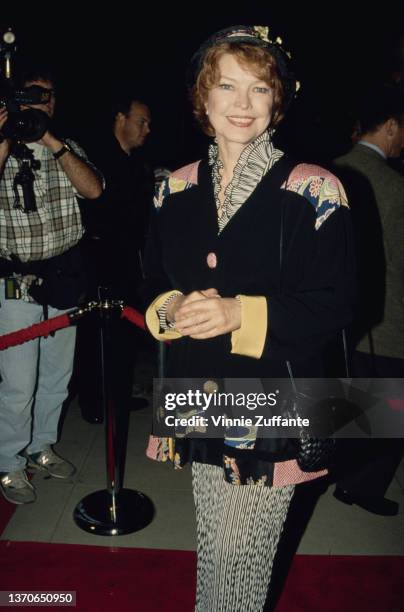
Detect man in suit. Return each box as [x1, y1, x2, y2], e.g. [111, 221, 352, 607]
[333, 83, 404, 515]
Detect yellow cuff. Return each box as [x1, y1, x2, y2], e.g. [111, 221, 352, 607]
[231, 295, 267, 359]
[145, 291, 183, 341]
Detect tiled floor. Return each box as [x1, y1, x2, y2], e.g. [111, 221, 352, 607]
[2, 398, 404, 555]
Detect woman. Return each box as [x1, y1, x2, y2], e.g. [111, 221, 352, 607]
[144, 25, 354, 612]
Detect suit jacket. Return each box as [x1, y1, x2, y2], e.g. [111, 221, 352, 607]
[335, 144, 404, 359]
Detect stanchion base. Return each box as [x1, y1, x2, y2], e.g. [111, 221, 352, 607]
[73, 488, 154, 535]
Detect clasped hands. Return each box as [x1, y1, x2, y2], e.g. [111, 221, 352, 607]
[166, 289, 241, 340]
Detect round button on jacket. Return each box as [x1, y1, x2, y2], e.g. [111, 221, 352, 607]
[203, 380, 219, 394]
[206, 252, 217, 269]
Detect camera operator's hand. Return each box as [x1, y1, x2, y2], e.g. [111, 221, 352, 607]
[0, 107, 11, 165]
[37, 131, 61, 150]
[37, 132, 102, 199]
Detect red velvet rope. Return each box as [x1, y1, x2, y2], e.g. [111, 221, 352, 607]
[121, 306, 146, 330]
[0, 306, 148, 351]
[121, 305, 171, 344]
[0, 314, 71, 351]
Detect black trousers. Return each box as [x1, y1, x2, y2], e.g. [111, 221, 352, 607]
[336, 351, 404, 497]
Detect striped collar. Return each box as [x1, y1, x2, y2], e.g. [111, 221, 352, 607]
[208, 131, 284, 232]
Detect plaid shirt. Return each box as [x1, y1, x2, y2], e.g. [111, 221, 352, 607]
[0, 139, 99, 301]
[0, 138, 95, 261]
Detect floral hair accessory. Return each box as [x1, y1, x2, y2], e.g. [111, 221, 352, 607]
[253, 26, 270, 43]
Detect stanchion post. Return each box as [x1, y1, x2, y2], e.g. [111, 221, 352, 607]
[73, 292, 154, 535]
[99, 292, 120, 512]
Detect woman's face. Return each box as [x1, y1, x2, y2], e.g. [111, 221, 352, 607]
[205, 53, 273, 151]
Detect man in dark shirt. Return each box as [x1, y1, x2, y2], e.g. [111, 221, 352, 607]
[81, 98, 153, 300]
[77, 95, 154, 423]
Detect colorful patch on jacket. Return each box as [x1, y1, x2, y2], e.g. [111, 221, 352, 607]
[153, 161, 200, 209]
[282, 163, 349, 230]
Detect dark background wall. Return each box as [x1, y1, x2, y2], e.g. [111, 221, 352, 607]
[1, 2, 404, 167]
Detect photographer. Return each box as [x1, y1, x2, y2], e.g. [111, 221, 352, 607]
[0, 69, 103, 505]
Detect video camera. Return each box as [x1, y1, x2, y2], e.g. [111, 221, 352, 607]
[0, 28, 49, 142]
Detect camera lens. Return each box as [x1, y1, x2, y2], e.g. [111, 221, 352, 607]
[2, 109, 49, 142]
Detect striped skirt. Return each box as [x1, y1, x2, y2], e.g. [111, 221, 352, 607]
[192, 462, 295, 612]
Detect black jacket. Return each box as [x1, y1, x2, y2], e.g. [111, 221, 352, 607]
[144, 156, 355, 379]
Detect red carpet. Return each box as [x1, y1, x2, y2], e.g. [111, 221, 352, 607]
[0, 540, 403, 612]
[276, 554, 404, 612]
[1, 498, 403, 611]
[0, 541, 196, 611]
